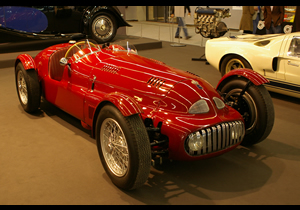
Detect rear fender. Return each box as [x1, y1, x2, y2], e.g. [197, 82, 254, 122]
[216, 69, 269, 91]
[15, 54, 36, 71]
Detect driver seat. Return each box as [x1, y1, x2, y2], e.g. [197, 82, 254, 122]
[49, 47, 70, 81]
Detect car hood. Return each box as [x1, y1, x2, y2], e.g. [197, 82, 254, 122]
[92, 51, 224, 114]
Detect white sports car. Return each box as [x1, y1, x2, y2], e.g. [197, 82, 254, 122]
[206, 32, 300, 98]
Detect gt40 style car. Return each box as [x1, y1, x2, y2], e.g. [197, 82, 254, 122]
[0, 6, 130, 43]
[206, 32, 300, 98]
[15, 39, 274, 190]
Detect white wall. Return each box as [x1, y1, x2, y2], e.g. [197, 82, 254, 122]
[125, 6, 146, 21]
[125, 6, 243, 30]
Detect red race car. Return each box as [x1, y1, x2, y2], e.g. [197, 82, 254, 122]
[15, 39, 274, 190]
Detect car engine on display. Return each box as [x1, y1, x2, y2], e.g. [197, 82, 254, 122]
[15, 39, 274, 190]
[194, 7, 231, 38]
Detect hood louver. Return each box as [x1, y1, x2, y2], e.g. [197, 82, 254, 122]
[101, 64, 120, 74]
[147, 77, 166, 88]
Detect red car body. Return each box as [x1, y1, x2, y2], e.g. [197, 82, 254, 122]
[15, 40, 267, 162]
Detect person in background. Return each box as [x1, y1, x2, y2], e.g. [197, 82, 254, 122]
[264, 6, 284, 34]
[253, 6, 264, 34]
[292, 6, 300, 32]
[239, 6, 255, 34]
[171, 6, 192, 39]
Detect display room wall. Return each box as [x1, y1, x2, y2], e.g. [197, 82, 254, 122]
[125, 6, 243, 29]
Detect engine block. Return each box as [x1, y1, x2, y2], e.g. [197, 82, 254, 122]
[194, 7, 231, 38]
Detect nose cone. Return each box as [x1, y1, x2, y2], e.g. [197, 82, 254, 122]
[159, 78, 222, 115]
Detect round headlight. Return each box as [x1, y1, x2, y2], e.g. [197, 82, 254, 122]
[189, 100, 210, 114]
[187, 132, 203, 152]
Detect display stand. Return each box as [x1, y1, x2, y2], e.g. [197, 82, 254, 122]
[192, 54, 208, 62]
[169, 17, 186, 47]
[192, 38, 210, 64]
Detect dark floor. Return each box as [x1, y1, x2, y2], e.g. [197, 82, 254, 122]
[1, 37, 300, 205]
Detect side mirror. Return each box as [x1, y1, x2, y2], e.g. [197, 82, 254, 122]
[60, 57, 68, 66]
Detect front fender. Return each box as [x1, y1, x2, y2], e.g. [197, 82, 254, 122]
[15, 54, 36, 70]
[102, 92, 144, 117]
[216, 69, 269, 91]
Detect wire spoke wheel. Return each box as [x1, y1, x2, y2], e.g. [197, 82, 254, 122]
[218, 79, 274, 146]
[96, 105, 151, 190]
[15, 63, 40, 113]
[17, 70, 28, 106]
[100, 118, 129, 177]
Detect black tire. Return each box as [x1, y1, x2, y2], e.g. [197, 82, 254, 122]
[96, 104, 151, 190]
[219, 78, 274, 146]
[15, 63, 40, 113]
[89, 13, 117, 43]
[220, 55, 252, 76]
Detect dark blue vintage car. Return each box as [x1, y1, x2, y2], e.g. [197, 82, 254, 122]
[0, 6, 131, 43]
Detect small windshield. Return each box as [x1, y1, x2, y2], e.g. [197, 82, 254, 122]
[67, 39, 137, 60]
[103, 40, 138, 55]
[66, 39, 101, 59]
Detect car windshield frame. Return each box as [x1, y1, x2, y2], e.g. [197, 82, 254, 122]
[69, 39, 138, 63]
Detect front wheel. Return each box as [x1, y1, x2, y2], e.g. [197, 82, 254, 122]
[219, 78, 275, 146]
[96, 104, 151, 190]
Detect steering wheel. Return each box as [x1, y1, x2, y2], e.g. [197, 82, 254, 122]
[65, 41, 97, 58]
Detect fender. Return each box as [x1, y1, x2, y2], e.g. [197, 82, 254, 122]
[85, 6, 131, 29]
[90, 92, 143, 138]
[101, 92, 144, 117]
[15, 54, 36, 70]
[216, 69, 269, 90]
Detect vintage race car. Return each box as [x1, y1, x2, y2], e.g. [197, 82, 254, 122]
[206, 32, 300, 98]
[15, 39, 274, 190]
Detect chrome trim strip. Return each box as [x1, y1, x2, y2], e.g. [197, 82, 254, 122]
[201, 130, 207, 155]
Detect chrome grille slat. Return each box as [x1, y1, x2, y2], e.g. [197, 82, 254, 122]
[207, 129, 212, 153]
[201, 130, 206, 155]
[216, 125, 222, 150]
[186, 121, 245, 156]
[212, 127, 217, 152]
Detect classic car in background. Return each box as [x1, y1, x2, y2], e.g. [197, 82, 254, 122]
[15, 39, 274, 190]
[206, 32, 300, 99]
[0, 6, 130, 43]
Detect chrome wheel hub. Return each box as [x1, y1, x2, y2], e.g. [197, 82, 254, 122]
[100, 118, 129, 177]
[92, 16, 113, 39]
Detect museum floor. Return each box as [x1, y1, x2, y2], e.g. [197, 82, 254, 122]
[1, 29, 300, 204]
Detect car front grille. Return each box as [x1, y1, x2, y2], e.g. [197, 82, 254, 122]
[186, 121, 245, 156]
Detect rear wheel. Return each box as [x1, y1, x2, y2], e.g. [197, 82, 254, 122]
[221, 55, 252, 76]
[90, 13, 117, 43]
[96, 104, 151, 190]
[15, 63, 40, 113]
[219, 78, 274, 146]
